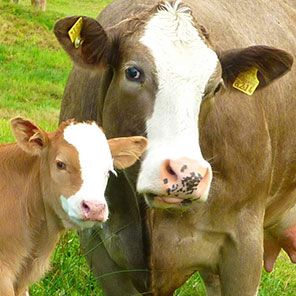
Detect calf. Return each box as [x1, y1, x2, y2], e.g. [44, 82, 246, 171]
[0, 117, 147, 296]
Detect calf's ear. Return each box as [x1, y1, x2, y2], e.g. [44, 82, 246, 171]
[10, 117, 48, 156]
[54, 16, 110, 69]
[108, 136, 148, 169]
[219, 45, 293, 91]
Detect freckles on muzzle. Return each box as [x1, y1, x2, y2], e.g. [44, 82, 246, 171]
[162, 162, 203, 196]
[138, 157, 212, 207]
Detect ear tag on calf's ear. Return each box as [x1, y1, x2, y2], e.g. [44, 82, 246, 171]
[233, 67, 259, 96]
[68, 17, 84, 48]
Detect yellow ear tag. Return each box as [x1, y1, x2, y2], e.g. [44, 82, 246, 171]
[233, 67, 259, 96]
[68, 17, 83, 48]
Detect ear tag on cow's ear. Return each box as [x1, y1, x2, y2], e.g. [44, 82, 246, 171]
[68, 17, 84, 49]
[233, 67, 259, 96]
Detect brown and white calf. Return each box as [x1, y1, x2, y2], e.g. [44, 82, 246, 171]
[0, 117, 147, 296]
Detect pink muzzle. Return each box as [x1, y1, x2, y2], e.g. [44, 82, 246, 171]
[81, 200, 107, 222]
[155, 157, 212, 205]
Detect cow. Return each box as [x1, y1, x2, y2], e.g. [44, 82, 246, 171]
[54, 0, 296, 295]
[0, 117, 147, 296]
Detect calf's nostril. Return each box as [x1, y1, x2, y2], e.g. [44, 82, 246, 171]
[80, 201, 107, 222]
[81, 201, 90, 213]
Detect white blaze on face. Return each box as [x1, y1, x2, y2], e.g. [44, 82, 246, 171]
[60, 122, 114, 227]
[137, 1, 218, 195]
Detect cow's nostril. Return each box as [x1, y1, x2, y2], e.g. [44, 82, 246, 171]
[166, 161, 177, 177]
[81, 201, 90, 213]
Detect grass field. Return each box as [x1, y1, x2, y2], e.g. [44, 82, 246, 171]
[0, 0, 295, 295]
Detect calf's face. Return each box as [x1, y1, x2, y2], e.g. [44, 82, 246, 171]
[11, 118, 147, 228]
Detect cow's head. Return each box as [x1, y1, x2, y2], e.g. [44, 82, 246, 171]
[11, 117, 147, 228]
[54, 1, 292, 209]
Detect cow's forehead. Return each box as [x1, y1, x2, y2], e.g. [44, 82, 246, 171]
[140, 1, 218, 87]
[63, 123, 113, 173]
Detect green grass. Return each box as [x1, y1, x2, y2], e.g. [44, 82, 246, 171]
[30, 232, 103, 296]
[0, 0, 110, 141]
[0, 0, 295, 295]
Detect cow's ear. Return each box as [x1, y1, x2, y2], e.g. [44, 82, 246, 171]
[108, 136, 148, 169]
[10, 117, 48, 156]
[219, 46, 293, 91]
[54, 16, 109, 69]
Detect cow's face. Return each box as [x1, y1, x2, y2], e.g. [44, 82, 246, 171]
[109, 2, 222, 206]
[136, 2, 222, 207]
[54, 1, 292, 209]
[11, 118, 147, 228]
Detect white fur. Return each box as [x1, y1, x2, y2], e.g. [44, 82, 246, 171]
[61, 122, 114, 225]
[137, 1, 218, 198]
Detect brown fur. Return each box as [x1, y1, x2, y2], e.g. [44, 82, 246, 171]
[0, 139, 66, 295]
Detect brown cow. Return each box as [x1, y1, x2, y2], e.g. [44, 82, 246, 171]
[54, 0, 296, 295]
[0, 117, 147, 296]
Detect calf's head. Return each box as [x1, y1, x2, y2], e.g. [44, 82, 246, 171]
[11, 117, 147, 228]
[54, 1, 292, 209]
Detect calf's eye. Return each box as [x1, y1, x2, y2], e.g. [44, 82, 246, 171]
[56, 160, 66, 170]
[125, 66, 142, 82]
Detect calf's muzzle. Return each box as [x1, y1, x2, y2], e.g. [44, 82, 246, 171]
[81, 200, 107, 222]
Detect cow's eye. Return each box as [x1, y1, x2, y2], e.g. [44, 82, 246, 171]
[125, 66, 142, 82]
[214, 82, 223, 95]
[56, 160, 66, 170]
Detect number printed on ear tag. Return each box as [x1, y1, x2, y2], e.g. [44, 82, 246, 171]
[233, 67, 259, 96]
